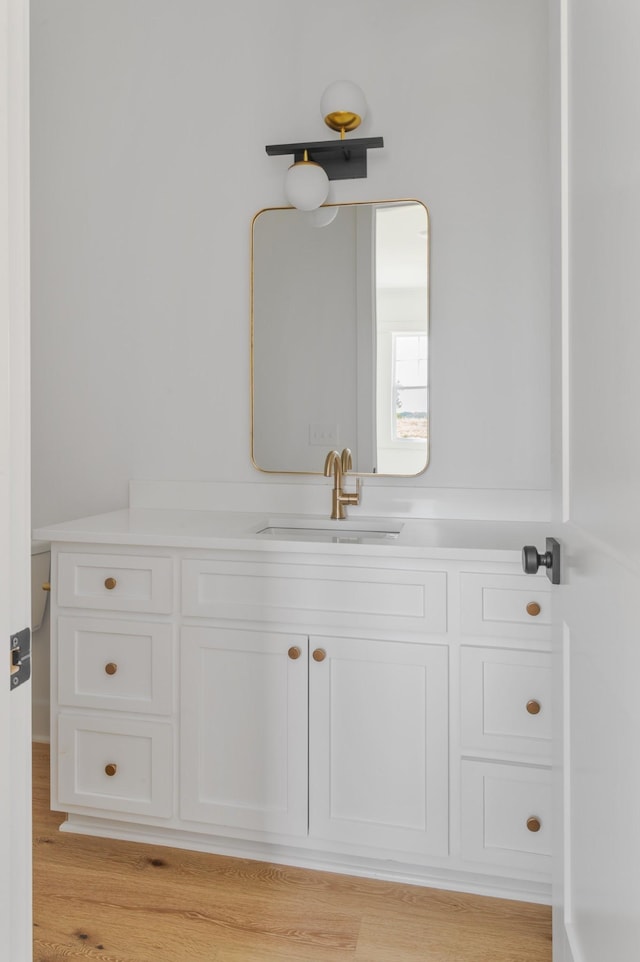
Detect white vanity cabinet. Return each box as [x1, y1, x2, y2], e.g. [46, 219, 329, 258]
[39, 511, 555, 903]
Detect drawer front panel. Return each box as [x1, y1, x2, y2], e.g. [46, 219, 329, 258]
[182, 560, 447, 633]
[460, 647, 552, 757]
[57, 552, 173, 613]
[57, 616, 173, 714]
[57, 714, 173, 817]
[460, 573, 551, 640]
[461, 760, 552, 874]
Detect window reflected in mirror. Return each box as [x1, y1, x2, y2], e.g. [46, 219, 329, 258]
[251, 200, 429, 476]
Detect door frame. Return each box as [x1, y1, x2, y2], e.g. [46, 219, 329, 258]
[0, 0, 32, 958]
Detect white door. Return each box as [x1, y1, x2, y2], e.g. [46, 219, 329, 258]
[0, 0, 32, 958]
[551, 1, 640, 959]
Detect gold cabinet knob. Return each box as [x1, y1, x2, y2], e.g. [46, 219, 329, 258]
[312, 648, 326, 662]
[526, 816, 541, 833]
[526, 699, 541, 715]
[288, 646, 301, 660]
[526, 601, 541, 617]
[105, 662, 118, 676]
[105, 764, 117, 777]
[42, 582, 51, 592]
[104, 577, 117, 590]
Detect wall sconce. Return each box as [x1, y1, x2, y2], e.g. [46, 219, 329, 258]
[266, 80, 384, 211]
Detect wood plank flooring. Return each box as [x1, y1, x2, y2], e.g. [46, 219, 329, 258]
[32, 742, 551, 961]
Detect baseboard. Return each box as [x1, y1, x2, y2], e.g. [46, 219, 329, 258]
[31, 734, 51, 745]
[60, 813, 552, 905]
[562, 924, 585, 962]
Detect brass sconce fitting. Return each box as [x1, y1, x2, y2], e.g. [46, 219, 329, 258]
[266, 81, 384, 211]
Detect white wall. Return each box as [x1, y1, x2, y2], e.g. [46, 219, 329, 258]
[30, 0, 552, 528]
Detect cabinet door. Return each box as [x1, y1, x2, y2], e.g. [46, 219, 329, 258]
[309, 636, 449, 856]
[180, 626, 308, 837]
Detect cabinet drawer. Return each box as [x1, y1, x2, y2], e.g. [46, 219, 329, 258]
[460, 573, 551, 640]
[57, 616, 173, 714]
[182, 559, 448, 634]
[460, 760, 551, 875]
[57, 713, 173, 817]
[57, 552, 173, 613]
[460, 647, 551, 758]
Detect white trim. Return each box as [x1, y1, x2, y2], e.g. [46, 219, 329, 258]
[0, 0, 32, 957]
[561, 621, 572, 923]
[563, 924, 586, 962]
[560, 0, 570, 523]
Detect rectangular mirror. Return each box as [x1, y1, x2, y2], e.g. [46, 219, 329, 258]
[251, 199, 429, 476]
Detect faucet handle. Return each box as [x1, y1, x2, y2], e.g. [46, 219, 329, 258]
[341, 476, 362, 509]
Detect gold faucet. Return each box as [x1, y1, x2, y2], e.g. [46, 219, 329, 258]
[324, 448, 361, 520]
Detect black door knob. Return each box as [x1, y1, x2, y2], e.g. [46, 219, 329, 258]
[522, 545, 545, 574]
[522, 537, 561, 585]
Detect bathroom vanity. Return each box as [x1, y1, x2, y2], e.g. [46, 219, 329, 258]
[35, 506, 553, 903]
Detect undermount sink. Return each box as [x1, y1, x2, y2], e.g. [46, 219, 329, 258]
[255, 517, 403, 544]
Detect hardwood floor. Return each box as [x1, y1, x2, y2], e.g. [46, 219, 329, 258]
[32, 742, 551, 961]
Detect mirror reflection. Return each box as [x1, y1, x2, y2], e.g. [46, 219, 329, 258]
[251, 200, 429, 476]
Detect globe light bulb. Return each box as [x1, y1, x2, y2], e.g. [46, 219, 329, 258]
[284, 152, 330, 211]
[320, 80, 367, 136]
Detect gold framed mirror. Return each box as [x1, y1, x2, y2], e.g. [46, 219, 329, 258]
[251, 199, 429, 476]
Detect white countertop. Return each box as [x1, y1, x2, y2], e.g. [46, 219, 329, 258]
[34, 507, 554, 563]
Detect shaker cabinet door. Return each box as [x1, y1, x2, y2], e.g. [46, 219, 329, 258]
[180, 626, 308, 837]
[308, 636, 449, 857]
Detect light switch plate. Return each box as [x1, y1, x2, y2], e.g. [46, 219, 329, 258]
[309, 424, 339, 446]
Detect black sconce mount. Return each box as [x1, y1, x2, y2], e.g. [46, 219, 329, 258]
[265, 137, 384, 181]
